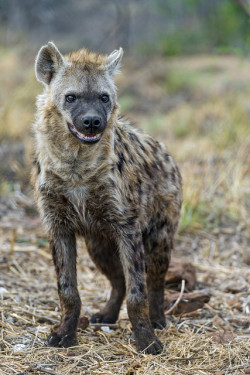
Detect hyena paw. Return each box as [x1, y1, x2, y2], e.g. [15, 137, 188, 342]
[150, 316, 166, 330]
[90, 311, 118, 324]
[135, 331, 163, 355]
[47, 331, 77, 348]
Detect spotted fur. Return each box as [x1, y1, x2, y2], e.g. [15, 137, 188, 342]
[31, 42, 182, 354]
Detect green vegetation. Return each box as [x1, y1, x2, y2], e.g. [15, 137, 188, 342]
[154, 0, 250, 56]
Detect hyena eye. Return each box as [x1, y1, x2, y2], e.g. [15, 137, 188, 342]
[100, 94, 109, 103]
[65, 95, 76, 103]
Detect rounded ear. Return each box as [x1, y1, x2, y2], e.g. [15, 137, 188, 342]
[35, 41, 65, 85]
[106, 47, 123, 76]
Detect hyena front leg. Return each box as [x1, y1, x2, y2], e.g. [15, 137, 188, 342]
[119, 224, 163, 355]
[146, 210, 180, 329]
[47, 234, 81, 348]
[145, 230, 172, 329]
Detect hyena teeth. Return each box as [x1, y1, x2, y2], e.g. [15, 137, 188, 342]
[68, 123, 101, 142]
[85, 134, 100, 139]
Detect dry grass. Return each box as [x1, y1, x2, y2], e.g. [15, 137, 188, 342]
[0, 211, 249, 375]
[0, 47, 40, 140]
[0, 50, 249, 374]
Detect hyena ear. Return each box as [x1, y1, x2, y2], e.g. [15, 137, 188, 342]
[35, 42, 65, 85]
[106, 47, 123, 75]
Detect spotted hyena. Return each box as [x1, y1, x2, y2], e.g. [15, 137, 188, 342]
[31, 42, 182, 354]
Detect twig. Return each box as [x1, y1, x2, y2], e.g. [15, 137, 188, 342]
[37, 365, 60, 375]
[10, 229, 16, 258]
[165, 279, 185, 315]
[90, 323, 118, 328]
[65, 359, 81, 375]
[168, 356, 203, 361]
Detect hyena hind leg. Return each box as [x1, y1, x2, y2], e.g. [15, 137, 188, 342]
[85, 235, 126, 324]
[144, 228, 172, 330]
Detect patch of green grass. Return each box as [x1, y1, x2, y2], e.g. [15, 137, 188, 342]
[180, 201, 207, 232]
[0, 48, 39, 140]
[16, 237, 30, 244]
[36, 238, 48, 248]
[0, 180, 15, 195]
[164, 69, 198, 95]
[174, 121, 190, 139]
[119, 95, 135, 112]
[143, 114, 166, 135]
[180, 196, 242, 233]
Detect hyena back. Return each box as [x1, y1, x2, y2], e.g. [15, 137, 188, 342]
[31, 42, 182, 354]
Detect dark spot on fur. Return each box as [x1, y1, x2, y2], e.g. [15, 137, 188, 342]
[109, 178, 115, 187]
[158, 160, 164, 170]
[148, 142, 158, 154]
[138, 141, 146, 152]
[126, 216, 136, 227]
[62, 282, 69, 290]
[159, 220, 167, 229]
[128, 132, 139, 143]
[144, 161, 154, 179]
[151, 240, 158, 251]
[33, 159, 41, 174]
[171, 169, 176, 182]
[139, 251, 144, 261]
[131, 287, 137, 294]
[117, 152, 126, 174]
[152, 162, 159, 171]
[129, 267, 135, 276]
[62, 196, 68, 204]
[134, 260, 139, 272]
[164, 152, 170, 161]
[98, 155, 106, 163]
[132, 243, 138, 253]
[123, 142, 129, 153]
[116, 130, 122, 142]
[139, 283, 144, 293]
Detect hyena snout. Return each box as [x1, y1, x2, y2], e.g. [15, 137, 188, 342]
[82, 115, 102, 130]
[68, 112, 107, 144]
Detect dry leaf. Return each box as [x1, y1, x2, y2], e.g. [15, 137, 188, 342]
[229, 317, 250, 328]
[166, 262, 196, 291]
[125, 361, 141, 375]
[212, 315, 232, 331]
[78, 316, 89, 330]
[164, 292, 210, 315]
[220, 277, 248, 294]
[208, 331, 235, 344]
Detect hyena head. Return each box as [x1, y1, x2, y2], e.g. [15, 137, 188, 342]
[35, 42, 123, 144]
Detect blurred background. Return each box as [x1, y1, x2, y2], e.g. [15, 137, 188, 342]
[0, 0, 249, 238]
[0, 3, 249, 371]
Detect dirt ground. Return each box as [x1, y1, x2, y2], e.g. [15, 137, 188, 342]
[0, 54, 249, 374]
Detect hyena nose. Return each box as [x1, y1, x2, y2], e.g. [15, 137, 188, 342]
[82, 116, 102, 129]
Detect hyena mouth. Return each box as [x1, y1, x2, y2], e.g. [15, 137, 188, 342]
[68, 123, 102, 143]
